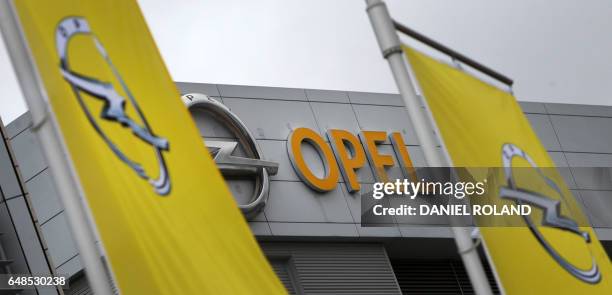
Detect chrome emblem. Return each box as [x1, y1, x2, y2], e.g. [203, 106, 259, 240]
[56, 17, 170, 195]
[499, 143, 600, 283]
[181, 93, 278, 217]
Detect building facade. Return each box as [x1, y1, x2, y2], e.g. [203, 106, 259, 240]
[1, 83, 611, 294]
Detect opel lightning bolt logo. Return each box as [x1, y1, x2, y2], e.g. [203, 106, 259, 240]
[181, 93, 278, 217]
[499, 143, 601, 283]
[56, 17, 171, 195]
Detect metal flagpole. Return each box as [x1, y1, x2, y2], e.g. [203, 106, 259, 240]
[0, 1, 115, 294]
[364, 1, 493, 294]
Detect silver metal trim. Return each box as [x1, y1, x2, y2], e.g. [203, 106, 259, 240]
[382, 45, 402, 59]
[182, 93, 278, 218]
[500, 143, 601, 284]
[57, 17, 171, 196]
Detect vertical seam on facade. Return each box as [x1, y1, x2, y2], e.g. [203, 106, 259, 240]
[545, 110, 590, 224]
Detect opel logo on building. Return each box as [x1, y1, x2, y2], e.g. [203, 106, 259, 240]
[181, 93, 278, 217]
[499, 143, 601, 283]
[56, 17, 171, 195]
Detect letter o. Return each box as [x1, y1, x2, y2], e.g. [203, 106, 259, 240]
[287, 128, 340, 191]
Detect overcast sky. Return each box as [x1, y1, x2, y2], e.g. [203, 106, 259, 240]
[1, 0, 611, 123]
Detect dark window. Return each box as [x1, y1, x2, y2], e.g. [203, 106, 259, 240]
[391, 259, 500, 295]
[65, 274, 93, 295]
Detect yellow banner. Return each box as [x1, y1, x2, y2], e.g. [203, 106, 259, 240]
[13, 1, 285, 293]
[404, 45, 612, 294]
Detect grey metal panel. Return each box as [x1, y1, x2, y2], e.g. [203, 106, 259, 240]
[353, 162, 376, 184]
[249, 222, 272, 236]
[219, 84, 307, 101]
[257, 140, 302, 182]
[6, 196, 53, 276]
[569, 189, 588, 213]
[25, 169, 62, 224]
[310, 102, 362, 135]
[261, 243, 401, 295]
[569, 190, 591, 225]
[223, 98, 320, 140]
[342, 183, 395, 225]
[564, 153, 612, 190]
[548, 152, 568, 167]
[399, 227, 454, 238]
[5, 112, 31, 139]
[595, 228, 612, 241]
[39, 287, 61, 295]
[191, 107, 235, 139]
[570, 167, 612, 191]
[265, 181, 353, 223]
[1, 122, 59, 294]
[41, 213, 78, 267]
[525, 114, 561, 151]
[224, 178, 267, 222]
[175, 82, 220, 97]
[342, 183, 374, 224]
[548, 152, 576, 189]
[348, 91, 404, 107]
[0, 138, 21, 199]
[564, 152, 612, 167]
[352, 104, 420, 145]
[544, 103, 612, 117]
[357, 225, 402, 237]
[405, 146, 444, 168]
[0, 201, 31, 274]
[268, 222, 358, 237]
[18, 288, 38, 295]
[9, 129, 46, 180]
[518, 101, 547, 114]
[549, 115, 612, 153]
[56, 255, 83, 278]
[406, 146, 426, 167]
[305, 89, 350, 104]
[578, 190, 612, 228]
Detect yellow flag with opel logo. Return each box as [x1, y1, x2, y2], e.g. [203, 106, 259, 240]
[12, 0, 285, 294]
[404, 45, 612, 294]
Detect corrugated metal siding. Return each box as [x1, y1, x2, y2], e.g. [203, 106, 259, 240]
[64, 271, 120, 295]
[450, 260, 500, 295]
[262, 243, 401, 295]
[65, 275, 92, 295]
[270, 258, 298, 295]
[391, 260, 500, 295]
